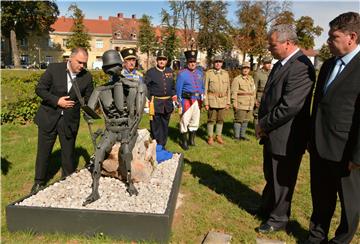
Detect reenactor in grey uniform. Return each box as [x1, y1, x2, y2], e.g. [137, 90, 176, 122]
[253, 56, 272, 126]
[231, 61, 256, 141]
[204, 55, 231, 145]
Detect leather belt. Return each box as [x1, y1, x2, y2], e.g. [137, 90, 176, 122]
[154, 96, 171, 100]
[182, 92, 201, 98]
[208, 92, 226, 98]
[237, 92, 254, 96]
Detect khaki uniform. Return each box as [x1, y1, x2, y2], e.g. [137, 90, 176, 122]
[204, 69, 230, 108]
[253, 69, 270, 119]
[204, 68, 230, 141]
[231, 74, 256, 140]
[231, 74, 256, 112]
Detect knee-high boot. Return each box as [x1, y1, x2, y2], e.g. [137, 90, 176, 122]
[189, 131, 196, 146]
[180, 132, 189, 150]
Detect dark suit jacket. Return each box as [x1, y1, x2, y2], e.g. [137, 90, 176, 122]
[34, 62, 94, 134]
[259, 50, 316, 156]
[310, 52, 360, 165]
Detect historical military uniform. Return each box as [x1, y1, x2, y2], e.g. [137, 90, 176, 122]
[120, 48, 144, 83]
[144, 50, 176, 147]
[204, 55, 230, 144]
[176, 50, 204, 149]
[231, 61, 256, 140]
[253, 56, 272, 126]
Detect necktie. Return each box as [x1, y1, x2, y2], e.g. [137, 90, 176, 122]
[324, 58, 344, 93]
[268, 61, 282, 81]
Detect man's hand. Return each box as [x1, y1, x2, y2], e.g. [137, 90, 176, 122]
[348, 161, 360, 171]
[255, 101, 260, 108]
[225, 104, 230, 110]
[57, 96, 75, 109]
[205, 105, 209, 111]
[255, 124, 267, 139]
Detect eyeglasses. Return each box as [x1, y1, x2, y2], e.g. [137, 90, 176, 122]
[214, 61, 223, 63]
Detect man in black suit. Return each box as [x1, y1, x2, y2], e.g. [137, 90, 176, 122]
[306, 12, 360, 244]
[255, 24, 316, 233]
[31, 47, 94, 194]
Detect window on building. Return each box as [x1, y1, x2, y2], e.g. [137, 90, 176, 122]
[63, 39, 68, 47]
[115, 32, 122, 39]
[20, 38, 28, 47]
[20, 55, 29, 65]
[130, 33, 137, 40]
[45, 56, 54, 64]
[95, 39, 104, 49]
[48, 38, 54, 48]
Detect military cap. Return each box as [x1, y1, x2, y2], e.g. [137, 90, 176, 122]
[156, 49, 168, 59]
[262, 56, 272, 63]
[184, 50, 198, 62]
[120, 47, 137, 60]
[242, 61, 251, 68]
[213, 55, 224, 62]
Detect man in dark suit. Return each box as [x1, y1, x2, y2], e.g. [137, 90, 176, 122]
[306, 12, 360, 244]
[31, 47, 94, 194]
[255, 24, 316, 233]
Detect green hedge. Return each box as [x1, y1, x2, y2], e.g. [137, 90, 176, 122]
[1, 70, 109, 124]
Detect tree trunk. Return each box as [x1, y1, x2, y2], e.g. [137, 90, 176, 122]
[10, 29, 20, 68]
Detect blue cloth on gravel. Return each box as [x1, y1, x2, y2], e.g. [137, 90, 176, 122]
[156, 144, 173, 163]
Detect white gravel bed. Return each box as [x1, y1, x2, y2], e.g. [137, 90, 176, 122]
[17, 153, 181, 214]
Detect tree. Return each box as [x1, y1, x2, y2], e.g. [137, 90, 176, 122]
[274, 11, 295, 25]
[236, 1, 267, 63]
[236, 0, 293, 66]
[1, 1, 59, 67]
[197, 1, 232, 66]
[318, 43, 333, 61]
[138, 15, 157, 69]
[66, 4, 91, 51]
[160, 4, 181, 61]
[295, 16, 323, 49]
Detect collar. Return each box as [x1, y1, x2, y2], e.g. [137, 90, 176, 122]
[67, 62, 77, 77]
[213, 68, 222, 74]
[339, 44, 360, 65]
[156, 66, 166, 72]
[123, 68, 137, 74]
[281, 48, 300, 66]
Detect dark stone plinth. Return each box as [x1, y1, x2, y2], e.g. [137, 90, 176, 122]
[6, 154, 184, 243]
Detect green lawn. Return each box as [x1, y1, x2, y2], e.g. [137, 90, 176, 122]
[1, 110, 359, 243]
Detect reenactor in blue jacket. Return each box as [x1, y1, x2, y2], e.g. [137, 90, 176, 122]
[176, 50, 204, 150]
[144, 49, 176, 149]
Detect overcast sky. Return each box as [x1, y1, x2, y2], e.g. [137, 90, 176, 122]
[56, 0, 360, 49]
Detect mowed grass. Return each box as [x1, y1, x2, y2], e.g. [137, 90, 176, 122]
[2, 107, 359, 243]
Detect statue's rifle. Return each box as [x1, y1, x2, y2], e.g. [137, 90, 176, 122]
[67, 69, 100, 153]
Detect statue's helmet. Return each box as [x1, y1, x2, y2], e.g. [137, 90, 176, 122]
[102, 49, 122, 75]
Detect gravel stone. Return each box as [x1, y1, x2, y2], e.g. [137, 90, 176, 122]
[17, 154, 181, 214]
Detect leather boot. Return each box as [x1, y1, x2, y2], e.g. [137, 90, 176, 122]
[207, 136, 214, 145]
[216, 135, 224, 144]
[189, 131, 196, 146]
[180, 132, 189, 150]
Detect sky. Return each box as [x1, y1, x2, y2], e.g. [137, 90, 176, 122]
[56, 0, 360, 49]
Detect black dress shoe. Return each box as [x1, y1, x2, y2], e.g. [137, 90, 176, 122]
[256, 223, 285, 233]
[30, 183, 45, 195]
